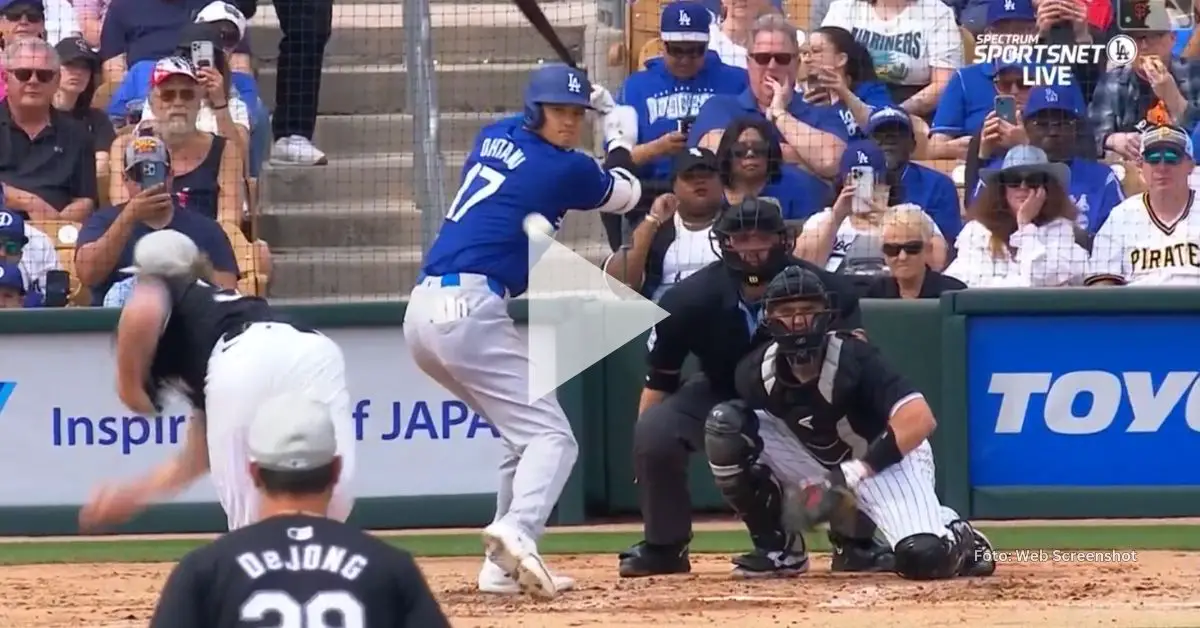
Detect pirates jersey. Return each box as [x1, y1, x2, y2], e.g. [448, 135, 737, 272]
[1086, 191, 1200, 286]
[148, 514, 452, 628]
[149, 277, 276, 408]
[734, 332, 924, 467]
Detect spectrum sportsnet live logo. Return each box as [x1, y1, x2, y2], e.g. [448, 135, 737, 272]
[973, 33, 1138, 86]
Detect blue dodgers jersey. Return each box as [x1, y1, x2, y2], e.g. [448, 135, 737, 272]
[422, 117, 616, 296]
[618, 52, 748, 180]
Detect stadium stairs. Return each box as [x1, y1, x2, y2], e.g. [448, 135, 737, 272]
[248, 0, 617, 303]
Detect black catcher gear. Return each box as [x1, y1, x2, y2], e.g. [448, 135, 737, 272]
[761, 265, 839, 366]
[710, 197, 793, 286]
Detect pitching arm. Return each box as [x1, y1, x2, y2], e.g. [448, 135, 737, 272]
[115, 277, 172, 414]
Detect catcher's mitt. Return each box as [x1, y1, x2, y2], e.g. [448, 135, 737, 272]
[782, 468, 860, 532]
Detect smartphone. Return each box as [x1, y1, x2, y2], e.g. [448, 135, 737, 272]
[677, 117, 695, 135]
[994, 95, 1017, 124]
[135, 161, 168, 191]
[42, 270, 69, 308]
[190, 40, 215, 69]
[849, 166, 874, 214]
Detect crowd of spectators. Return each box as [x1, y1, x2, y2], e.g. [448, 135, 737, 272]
[602, 0, 1200, 303]
[0, 0, 330, 310]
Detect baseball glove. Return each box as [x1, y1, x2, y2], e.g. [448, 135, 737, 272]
[782, 467, 860, 532]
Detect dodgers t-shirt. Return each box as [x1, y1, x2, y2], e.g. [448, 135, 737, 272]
[822, 0, 962, 87]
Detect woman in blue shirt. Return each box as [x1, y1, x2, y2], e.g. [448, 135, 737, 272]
[800, 26, 894, 138]
[716, 117, 828, 222]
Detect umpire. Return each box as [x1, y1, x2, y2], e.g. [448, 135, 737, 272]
[619, 197, 888, 578]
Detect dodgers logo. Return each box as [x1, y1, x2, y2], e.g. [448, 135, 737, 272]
[677, 9, 691, 26]
[0, 212, 12, 228]
[1004, 0, 1015, 11]
[567, 73, 582, 94]
[857, 151, 869, 164]
[1045, 89, 1059, 103]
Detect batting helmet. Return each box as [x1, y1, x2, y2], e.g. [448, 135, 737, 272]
[761, 266, 838, 364]
[522, 64, 593, 130]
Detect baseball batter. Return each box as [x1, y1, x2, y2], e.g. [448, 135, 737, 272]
[78, 230, 357, 533]
[707, 265, 996, 580]
[402, 64, 641, 599]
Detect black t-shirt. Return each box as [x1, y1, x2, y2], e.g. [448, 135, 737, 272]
[648, 257, 863, 399]
[150, 277, 274, 407]
[865, 269, 966, 298]
[149, 514, 452, 628]
[735, 333, 920, 467]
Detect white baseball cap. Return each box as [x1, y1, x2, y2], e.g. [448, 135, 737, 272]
[195, 1, 248, 41]
[248, 395, 338, 471]
[119, 229, 200, 277]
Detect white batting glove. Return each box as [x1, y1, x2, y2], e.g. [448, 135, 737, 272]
[603, 105, 638, 153]
[590, 84, 617, 115]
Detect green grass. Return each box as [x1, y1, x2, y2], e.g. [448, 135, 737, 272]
[0, 524, 1198, 566]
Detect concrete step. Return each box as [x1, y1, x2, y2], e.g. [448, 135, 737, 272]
[257, 62, 555, 115]
[309, 112, 597, 156]
[247, 3, 589, 64]
[258, 195, 610, 251]
[259, 152, 461, 205]
[270, 240, 612, 299]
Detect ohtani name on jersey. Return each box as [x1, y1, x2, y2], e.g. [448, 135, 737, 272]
[1131, 242, 1200, 272]
[478, 138, 526, 170]
[237, 544, 369, 581]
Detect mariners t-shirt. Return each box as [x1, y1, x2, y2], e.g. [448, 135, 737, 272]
[821, 0, 961, 87]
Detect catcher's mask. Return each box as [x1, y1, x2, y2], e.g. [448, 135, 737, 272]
[710, 196, 794, 286]
[762, 265, 838, 367]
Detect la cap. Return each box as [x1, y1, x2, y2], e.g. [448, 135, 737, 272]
[248, 395, 338, 472]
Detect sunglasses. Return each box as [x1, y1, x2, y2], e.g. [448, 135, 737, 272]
[665, 43, 706, 58]
[217, 27, 240, 47]
[158, 88, 197, 103]
[1144, 149, 1183, 165]
[992, 76, 1028, 91]
[9, 68, 55, 83]
[732, 141, 769, 158]
[1029, 117, 1076, 130]
[2, 7, 43, 22]
[999, 172, 1049, 188]
[881, 240, 924, 257]
[749, 52, 795, 66]
[0, 239, 21, 255]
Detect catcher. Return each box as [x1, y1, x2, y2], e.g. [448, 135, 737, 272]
[706, 265, 996, 579]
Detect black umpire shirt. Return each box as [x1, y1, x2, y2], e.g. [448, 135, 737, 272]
[0, 104, 98, 212]
[647, 256, 862, 400]
[149, 514, 452, 628]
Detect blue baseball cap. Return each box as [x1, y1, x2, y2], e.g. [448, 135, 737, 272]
[1024, 85, 1082, 118]
[986, 0, 1035, 25]
[839, 140, 888, 179]
[0, 262, 25, 294]
[524, 64, 593, 110]
[0, 209, 27, 246]
[0, 0, 45, 12]
[660, 1, 711, 42]
[864, 106, 913, 135]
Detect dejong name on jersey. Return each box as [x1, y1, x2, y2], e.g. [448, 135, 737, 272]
[988, 371, 1200, 434]
[236, 542, 369, 582]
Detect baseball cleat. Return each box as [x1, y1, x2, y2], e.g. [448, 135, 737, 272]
[478, 558, 576, 595]
[618, 541, 691, 578]
[730, 548, 810, 579]
[829, 532, 896, 573]
[482, 521, 559, 599]
[955, 523, 997, 577]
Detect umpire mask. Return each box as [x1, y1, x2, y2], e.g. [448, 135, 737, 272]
[761, 265, 838, 368]
[710, 197, 793, 286]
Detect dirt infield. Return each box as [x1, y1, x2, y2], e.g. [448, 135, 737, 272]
[3, 550, 1199, 627]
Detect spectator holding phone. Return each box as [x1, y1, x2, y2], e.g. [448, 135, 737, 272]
[691, 14, 848, 178]
[947, 144, 1088, 287]
[795, 139, 947, 272]
[54, 37, 115, 176]
[716, 117, 827, 221]
[865, 205, 966, 297]
[75, 130, 237, 304]
[603, 1, 748, 250]
[0, 206, 59, 293]
[866, 106, 962, 243]
[0, 37, 97, 222]
[821, 0, 962, 119]
[970, 85, 1122, 235]
[802, 27, 894, 138]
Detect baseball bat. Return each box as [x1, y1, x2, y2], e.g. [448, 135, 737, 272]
[511, 0, 579, 69]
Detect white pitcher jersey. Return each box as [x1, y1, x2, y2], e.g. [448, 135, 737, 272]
[1085, 191, 1200, 286]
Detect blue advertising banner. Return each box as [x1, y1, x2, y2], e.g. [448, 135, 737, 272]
[967, 315, 1200, 487]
